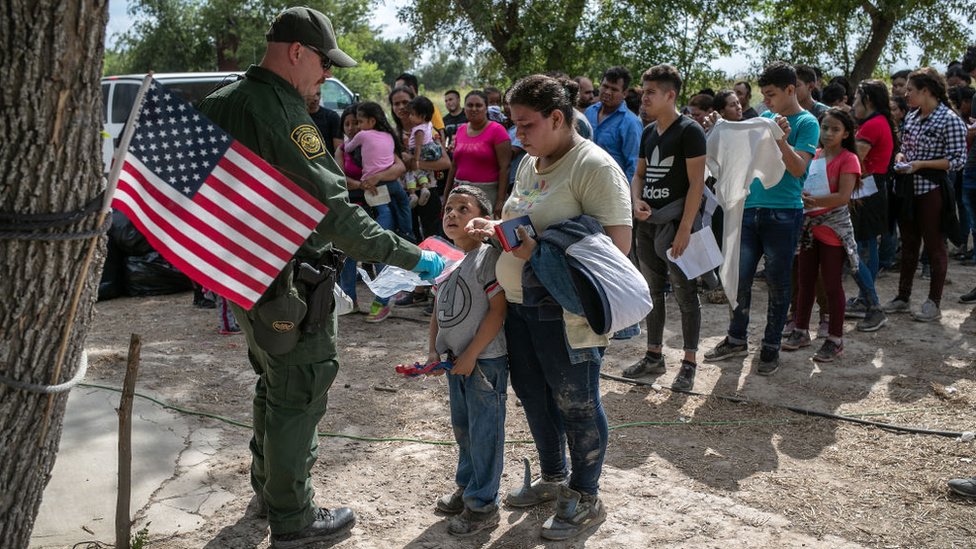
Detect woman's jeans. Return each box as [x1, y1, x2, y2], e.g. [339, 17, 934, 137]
[448, 356, 508, 511]
[728, 207, 803, 351]
[505, 303, 608, 496]
[383, 180, 414, 242]
[371, 201, 394, 305]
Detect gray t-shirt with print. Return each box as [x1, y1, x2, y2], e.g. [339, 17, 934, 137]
[434, 243, 507, 359]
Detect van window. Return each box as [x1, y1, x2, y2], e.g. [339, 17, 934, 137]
[321, 79, 353, 112]
[111, 82, 141, 124]
[101, 83, 110, 124]
[162, 77, 241, 108]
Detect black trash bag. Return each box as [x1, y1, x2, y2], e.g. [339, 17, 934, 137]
[98, 235, 126, 301]
[110, 209, 153, 256]
[124, 252, 193, 296]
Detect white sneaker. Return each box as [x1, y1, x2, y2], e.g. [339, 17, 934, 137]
[418, 187, 431, 206]
[911, 299, 941, 322]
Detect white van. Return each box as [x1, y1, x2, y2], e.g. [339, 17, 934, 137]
[101, 71, 356, 172]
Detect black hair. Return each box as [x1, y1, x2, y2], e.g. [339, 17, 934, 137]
[641, 63, 683, 96]
[949, 85, 975, 116]
[464, 89, 489, 106]
[829, 76, 854, 105]
[688, 94, 713, 111]
[444, 89, 460, 99]
[821, 108, 862, 194]
[963, 45, 976, 75]
[855, 79, 899, 157]
[387, 85, 416, 137]
[602, 66, 632, 90]
[713, 89, 738, 112]
[794, 64, 818, 85]
[484, 86, 502, 97]
[891, 69, 911, 81]
[820, 83, 847, 106]
[891, 95, 908, 116]
[506, 74, 577, 123]
[548, 72, 579, 105]
[340, 103, 359, 136]
[625, 87, 641, 115]
[697, 88, 716, 97]
[758, 61, 797, 89]
[356, 101, 404, 156]
[909, 67, 952, 108]
[448, 184, 491, 217]
[407, 96, 434, 121]
[947, 65, 973, 85]
[395, 73, 419, 93]
[734, 80, 752, 98]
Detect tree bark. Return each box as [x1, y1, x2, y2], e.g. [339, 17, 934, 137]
[850, 5, 897, 84]
[0, 1, 108, 547]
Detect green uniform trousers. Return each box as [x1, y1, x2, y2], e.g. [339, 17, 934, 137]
[234, 302, 339, 535]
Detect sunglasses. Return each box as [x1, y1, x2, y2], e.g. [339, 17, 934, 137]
[303, 44, 333, 71]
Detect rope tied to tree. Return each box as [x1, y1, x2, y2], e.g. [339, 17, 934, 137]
[0, 351, 88, 394]
[0, 191, 111, 241]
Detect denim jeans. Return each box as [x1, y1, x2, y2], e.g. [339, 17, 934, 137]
[855, 238, 880, 306]
[449, 355, 508, 511]
[878, 227, 898, 268]
[338, 257, 358, 303]
[371, 202, 394, 305]
[635, 221, 701, 352]
[383, 180, 414, 242]
[728, 208, 803, 350]
[961, 169, 976, 261]
[505, 303, 608, 496]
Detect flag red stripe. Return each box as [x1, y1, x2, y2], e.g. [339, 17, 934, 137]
[112, 195, 257, 308]
[217, 157, 322, 231]
[230, 142, 328, 218]
[191, 190, 293, 263]
[205, 172, 308, 246]
[117, 166, 267, 295]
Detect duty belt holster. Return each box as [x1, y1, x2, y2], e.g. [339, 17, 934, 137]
[294, 249, 345, 333]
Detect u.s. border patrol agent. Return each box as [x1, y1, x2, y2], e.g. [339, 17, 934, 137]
[197, 7, 444, 547]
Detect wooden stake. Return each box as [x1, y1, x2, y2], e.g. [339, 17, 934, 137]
[116, 333, 141, 549]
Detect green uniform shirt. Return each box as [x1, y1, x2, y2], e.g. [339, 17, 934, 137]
[198, 65, 420, 280]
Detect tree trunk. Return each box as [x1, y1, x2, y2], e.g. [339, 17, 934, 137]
[850, 8, 897, 84]
[0, 1, 108, 547]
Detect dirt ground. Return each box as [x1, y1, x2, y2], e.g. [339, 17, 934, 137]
[72, 257, 976, 549]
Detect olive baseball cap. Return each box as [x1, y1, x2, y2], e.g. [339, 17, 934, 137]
[266, 6, 358, 68]
[252, 290, 307, 355]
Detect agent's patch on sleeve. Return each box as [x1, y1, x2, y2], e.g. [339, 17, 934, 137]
[290, 124, 326, 160]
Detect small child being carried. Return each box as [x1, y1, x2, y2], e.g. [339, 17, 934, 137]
[404, 96, 443, 208]
[426, 185, 508, 537]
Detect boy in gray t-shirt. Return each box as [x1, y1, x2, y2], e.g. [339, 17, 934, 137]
[427, 185, 508, 537]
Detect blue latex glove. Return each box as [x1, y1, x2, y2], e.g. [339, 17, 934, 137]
[411, 250, 445, 281]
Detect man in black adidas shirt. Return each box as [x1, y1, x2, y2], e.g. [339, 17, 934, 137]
[623, 64, 706, 392]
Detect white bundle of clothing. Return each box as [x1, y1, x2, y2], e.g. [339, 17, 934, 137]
[705, 117, 786, 309]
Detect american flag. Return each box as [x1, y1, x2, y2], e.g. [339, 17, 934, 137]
[112, 79, 329, 309]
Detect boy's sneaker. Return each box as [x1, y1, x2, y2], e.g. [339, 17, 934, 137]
[418, 187, 431, 206]
[856, 309, 887, 332]
[703, 337, 748, 361]
[541, 486, 607, 541]
[756, 347, 780, 376]
[270, 506, 356, 549]
[436, 487, 464, 515]
[408, 193, 419, 209]
[948, 477, 976, 498]
[365, 301, 392, 323]
[504, 476, 563, 508]
[447, 506, 500, 537]
[781, 329, 811, 351]
[671, 361, 697, 392]
[844, 298, 868, 319]
[911, 299, 941, 322]
[395, 291, 428, 307]
[813, 339, 843, 362]
[882, 297, 910, 313]
[622, 354, 665, 378]
[959, 287, 976, 304]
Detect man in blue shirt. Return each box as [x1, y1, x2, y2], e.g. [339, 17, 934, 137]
[585, 66, 644, 182]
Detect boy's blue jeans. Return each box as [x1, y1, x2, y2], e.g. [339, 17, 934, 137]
[728, 207, 803, 350]
[448, 355, 508, 512]
[505, 303, 608, 496]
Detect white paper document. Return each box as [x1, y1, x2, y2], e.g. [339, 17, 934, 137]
[667, 228, 724, 280]
[851, 175, 878, 200]
[803, 158, 830, 197]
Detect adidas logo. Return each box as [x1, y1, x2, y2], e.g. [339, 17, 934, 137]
[644, 146, 674, 184]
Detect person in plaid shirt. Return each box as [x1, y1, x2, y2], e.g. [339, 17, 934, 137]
[882, 67, 968, 323]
